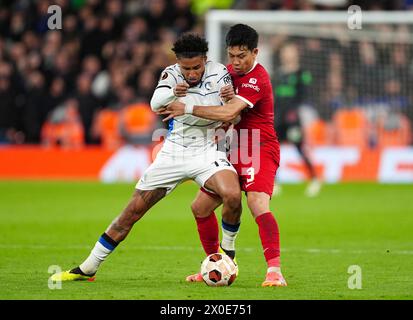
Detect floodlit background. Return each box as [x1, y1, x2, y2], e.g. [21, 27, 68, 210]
[0, 0, 412, 182]
[0, 0, 412, 300]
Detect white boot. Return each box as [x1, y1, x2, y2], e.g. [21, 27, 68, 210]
[305, 179, 322, 197]
[272, 183, 282, 197]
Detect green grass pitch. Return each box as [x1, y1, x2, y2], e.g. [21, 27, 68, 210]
[0, 181, 412, 300]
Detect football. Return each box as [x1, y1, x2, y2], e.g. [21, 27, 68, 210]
[200, 253, 238, 286]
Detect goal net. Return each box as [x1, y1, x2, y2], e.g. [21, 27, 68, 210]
[206, 11, 413, 149]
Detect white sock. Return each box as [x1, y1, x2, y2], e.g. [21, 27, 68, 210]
[221, 221, 240, 251]
[79, 241, 113, 275]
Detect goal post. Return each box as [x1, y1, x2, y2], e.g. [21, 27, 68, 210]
[206, 10, 413, 148]
[206, 10, 413, 62]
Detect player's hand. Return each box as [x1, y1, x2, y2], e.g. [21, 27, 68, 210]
[159, 101, 186, 122]
[173, 82, 189, 97]
[216, 122, 232, 132]
[220, 85, 235, 102]
[155, 107, 166, 115]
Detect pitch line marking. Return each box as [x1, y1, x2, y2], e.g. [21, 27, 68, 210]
[1, 244, 413, 255]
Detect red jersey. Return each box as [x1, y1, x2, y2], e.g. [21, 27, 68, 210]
[227, 62, 277, 146]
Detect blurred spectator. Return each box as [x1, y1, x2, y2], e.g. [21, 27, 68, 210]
[323, 71, 346, 111]
[0, 0, 193, 147]
[79, 12, 101, 58]
[118, 86, 136, 106]
[387, 44, 412, 98]
[139, 0, 170, 34]
[300, 38, 328, 110]
[22, 71, 46, 143]
[0, 8, 10, 37]
[82, 55, 102, 79]
[44, 77, 67, 122]
[41, 98, 84, 149]
[119, 102, 157, 145]
[136, 67, 157, 102]
[322, 51, 346, 110]
[353, 41, 383, 99]
[0, 62, 19, 144]
[9, 10, 27, 41]
[62, 14, 79, 41]
[34, 0, 53, 35]
[105, 0, 125, 36]
[168, 0, 197, 34]
[22, 31, 41, 53]
[75, 73, 101, 144]
[0, 0, 411, 149]
[273, 42, 321, 196]
[52, 49, 77, 90]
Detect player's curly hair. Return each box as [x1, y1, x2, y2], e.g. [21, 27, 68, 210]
[172, 33, 208, 59]
[226, 24, 258, 51]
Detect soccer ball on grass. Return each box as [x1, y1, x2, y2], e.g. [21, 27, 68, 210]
[200, 253, 238, 286]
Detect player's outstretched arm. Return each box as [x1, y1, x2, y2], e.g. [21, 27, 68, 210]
[160, 97, 248, 122]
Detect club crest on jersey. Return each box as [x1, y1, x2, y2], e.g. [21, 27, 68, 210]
[223, 75, 232, 85]
[160, 72, 168, 80]
[249, 78, 257, 84]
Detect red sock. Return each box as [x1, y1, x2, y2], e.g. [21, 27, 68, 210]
[255, 212, 281, 268]
[195, 212, 219, 256]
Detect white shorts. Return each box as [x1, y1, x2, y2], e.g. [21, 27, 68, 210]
[136, 147, 236, 195]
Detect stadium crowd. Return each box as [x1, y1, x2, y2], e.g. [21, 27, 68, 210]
[0, 0, 412, 148]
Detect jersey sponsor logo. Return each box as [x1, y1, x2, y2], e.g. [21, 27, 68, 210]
[241, 82, 260, 92]
[249, 78, 257, 84]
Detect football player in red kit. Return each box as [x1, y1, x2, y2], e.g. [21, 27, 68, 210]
[161, 24, 286, 287]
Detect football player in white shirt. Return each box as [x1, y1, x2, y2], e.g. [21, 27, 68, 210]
[50, 33, 241, 282]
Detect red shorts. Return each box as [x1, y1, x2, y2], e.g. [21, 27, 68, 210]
[229, 141, 280, 196]
[200, 141, 280, 198]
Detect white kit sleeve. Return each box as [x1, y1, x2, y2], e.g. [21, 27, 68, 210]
[150, 87, 176, 111]
[150, 69, 178, 111]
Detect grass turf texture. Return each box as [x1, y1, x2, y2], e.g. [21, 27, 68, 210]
[0, 181, 412, 300]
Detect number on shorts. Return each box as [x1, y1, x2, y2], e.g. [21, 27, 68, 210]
[246, 167, 255, 183]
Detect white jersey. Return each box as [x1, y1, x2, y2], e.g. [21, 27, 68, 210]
[152, 61, 232, 153]
[137, 61, 236, 194]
